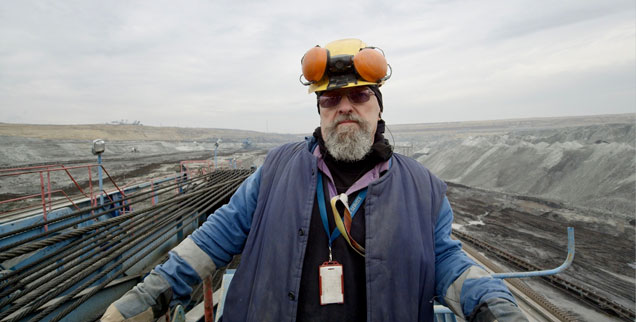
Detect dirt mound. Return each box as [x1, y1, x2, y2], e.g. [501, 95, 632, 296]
[415, 122, 635, 217]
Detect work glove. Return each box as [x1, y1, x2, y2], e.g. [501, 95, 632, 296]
[468, 298, 529, 322]
[100, 270, 172, 322]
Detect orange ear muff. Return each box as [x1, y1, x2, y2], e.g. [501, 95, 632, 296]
[301, 46, 328, 82]
[353, 48, 387, 82]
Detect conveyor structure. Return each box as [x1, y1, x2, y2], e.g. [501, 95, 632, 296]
[0, 168, 253, 322]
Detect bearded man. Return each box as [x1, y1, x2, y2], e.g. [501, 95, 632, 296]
[102, 39, 527, 322]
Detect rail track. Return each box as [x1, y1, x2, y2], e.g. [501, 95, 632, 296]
[453, 230, 635, 321]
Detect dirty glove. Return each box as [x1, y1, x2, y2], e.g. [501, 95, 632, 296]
[468, 298, 528, 322]
[100, 270, 172, 322]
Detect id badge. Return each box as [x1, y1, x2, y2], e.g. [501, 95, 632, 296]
[319, 261, 344, 305]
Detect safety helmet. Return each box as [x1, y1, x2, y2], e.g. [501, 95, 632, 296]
[300, 38, 392, 93]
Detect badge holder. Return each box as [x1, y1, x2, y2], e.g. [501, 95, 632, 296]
[319, 261, 344, 305]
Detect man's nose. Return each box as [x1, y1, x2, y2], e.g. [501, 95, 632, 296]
[337, 95, 354, 114]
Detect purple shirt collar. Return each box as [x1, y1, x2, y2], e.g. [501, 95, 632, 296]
[313, 145, 390, 199]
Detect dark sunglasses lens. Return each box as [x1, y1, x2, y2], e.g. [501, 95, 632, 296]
[348, 91, 371, 103]
[319, 95, 341, 108]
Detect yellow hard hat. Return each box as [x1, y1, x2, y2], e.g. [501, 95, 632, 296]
[300, 38, 392, 93]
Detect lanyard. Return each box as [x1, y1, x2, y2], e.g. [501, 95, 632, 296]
[317, 173, 367, 259]
[311, 144, 390, 258]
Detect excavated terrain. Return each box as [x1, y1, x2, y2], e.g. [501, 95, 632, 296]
[447, 182, 634, 319]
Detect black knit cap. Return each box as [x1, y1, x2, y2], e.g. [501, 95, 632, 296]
[315, 85, 383, 114]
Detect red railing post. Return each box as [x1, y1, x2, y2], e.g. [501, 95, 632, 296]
[203, 275, 214, 322]
[151, 180, 156, 205]
[39, 172, 48, 232]
[47, 167, 52, 215]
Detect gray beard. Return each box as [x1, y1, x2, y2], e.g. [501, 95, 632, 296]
[323, 115, 374, 162]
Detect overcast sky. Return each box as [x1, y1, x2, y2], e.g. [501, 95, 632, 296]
[1, 1, 634, 134]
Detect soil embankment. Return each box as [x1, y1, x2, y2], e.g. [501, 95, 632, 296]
[391, 114, 635, 218]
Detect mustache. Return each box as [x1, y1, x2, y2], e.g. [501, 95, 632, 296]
[334, 114, 362, 124]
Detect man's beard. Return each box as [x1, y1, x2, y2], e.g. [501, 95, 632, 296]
[323, 114, 374, 162]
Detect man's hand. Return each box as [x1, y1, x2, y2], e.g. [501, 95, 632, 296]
[100, 270, 172, 322]
[468, 298, 529, 322]
[100, 302, 153, 322]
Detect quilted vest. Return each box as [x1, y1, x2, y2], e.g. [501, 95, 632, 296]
[223, 141, 447, 321]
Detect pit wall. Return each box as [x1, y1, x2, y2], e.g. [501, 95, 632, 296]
[413, 123, 635, 218]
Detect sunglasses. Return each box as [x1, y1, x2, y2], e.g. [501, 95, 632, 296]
[318, 88, 375, 108]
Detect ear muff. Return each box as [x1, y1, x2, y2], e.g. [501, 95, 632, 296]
[353, 48, 388, 82]
[300, 39, 391, 92]
[301, 46, 329, 82]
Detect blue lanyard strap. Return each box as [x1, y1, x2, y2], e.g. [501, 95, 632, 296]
[317, 174, 366, 247]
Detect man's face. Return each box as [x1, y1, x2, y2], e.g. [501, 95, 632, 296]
[319, 86, 381, 161]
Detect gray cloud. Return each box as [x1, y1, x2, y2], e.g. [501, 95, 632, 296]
[0, 0, 634, 133]
[489, 1, 630, 40]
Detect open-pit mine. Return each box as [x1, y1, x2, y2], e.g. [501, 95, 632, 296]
[0, 113, 633, 321]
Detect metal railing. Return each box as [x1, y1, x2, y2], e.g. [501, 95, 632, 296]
[0, 164, 126, 229]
